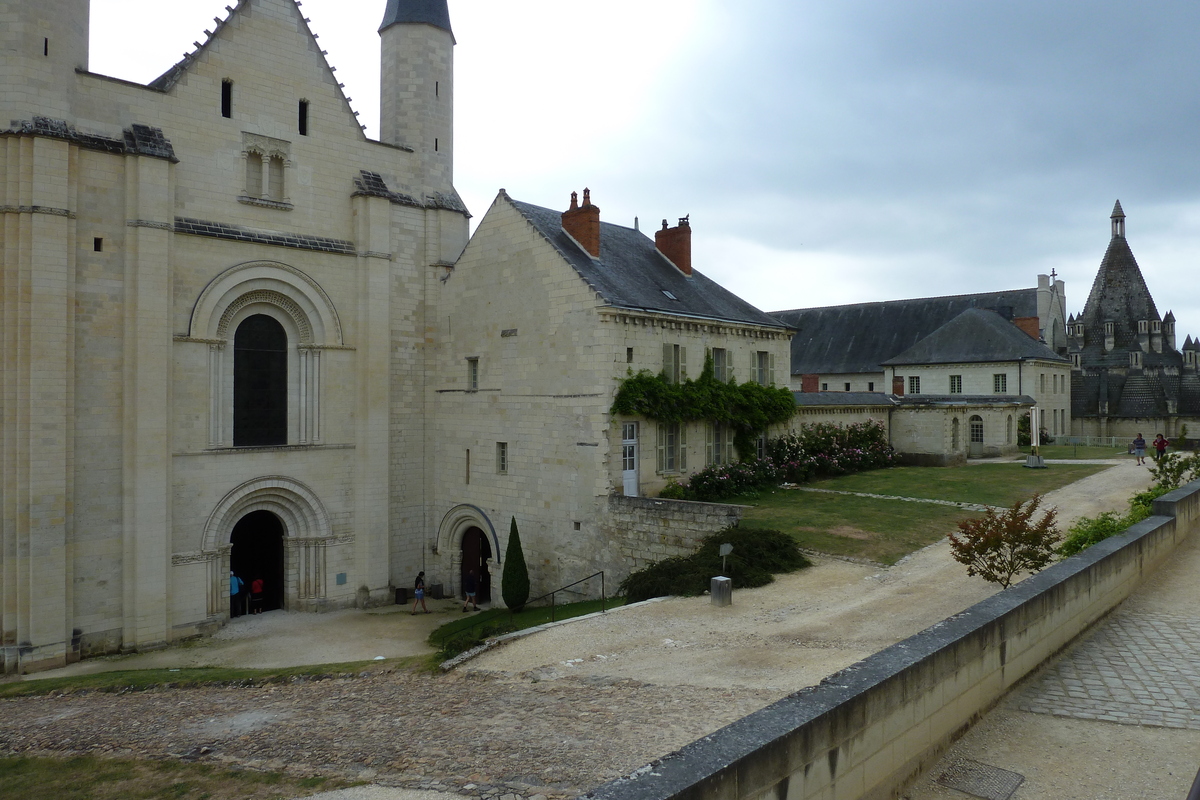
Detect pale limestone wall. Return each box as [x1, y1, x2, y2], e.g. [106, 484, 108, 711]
[424, 195, 790, 601]
[1, 0, 470, 672]
[793, 371, 885, 393]
[604, 496, 743, 576]
[890, 403, 1025, 463]
[791, 406, 892, 433]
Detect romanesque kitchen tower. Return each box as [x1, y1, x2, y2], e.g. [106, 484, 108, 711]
[379, 0, 456, 197]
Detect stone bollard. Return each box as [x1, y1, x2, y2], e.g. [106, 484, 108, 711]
[711, 576, 732, 607]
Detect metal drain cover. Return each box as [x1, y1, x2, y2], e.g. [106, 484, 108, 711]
[935, 759, 1024, 800]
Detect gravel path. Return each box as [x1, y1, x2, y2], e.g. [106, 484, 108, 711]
[0, 461, 1151, 797]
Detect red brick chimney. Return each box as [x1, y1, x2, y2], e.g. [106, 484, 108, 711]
[561, 188, 601, 258]
[655, 216, 692, 276]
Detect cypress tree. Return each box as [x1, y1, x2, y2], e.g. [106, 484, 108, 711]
[502, 515, 530, 611]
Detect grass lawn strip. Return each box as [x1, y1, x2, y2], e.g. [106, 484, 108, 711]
[430, 597, 624, 658]
[788, 485, 1000, 512]
[740, 463, 1109, 565]
[0, 754, 351, 800]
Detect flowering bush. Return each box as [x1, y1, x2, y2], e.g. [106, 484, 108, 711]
[668, 420, 896, 502]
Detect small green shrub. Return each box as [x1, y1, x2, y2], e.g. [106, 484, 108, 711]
[658, 479, 687, 499]
[1058, 484, 1174, 558]
[619, 527, 811, 602]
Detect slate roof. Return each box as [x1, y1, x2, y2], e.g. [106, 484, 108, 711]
[771, 289, 1041, 375]
[506, 195, 789, 330]
[881, 308, 1067, 367]
[894, 394, 1036, 408]
[379, 0, 454, 37]
[792, 392, 897, 407]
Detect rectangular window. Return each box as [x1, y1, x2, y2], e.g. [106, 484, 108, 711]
[267, 156, 285, 201]
[298, 100, 309, 135]
[656, 422, 686, 473]
[465, 449, 470, 484]
[221, 79, 233, 118]
[626, 347, 633, 364]
[706, 423, 734, 467]
[949, 375, 962, 394]
[868, 382, 874, 392]
[822, 382, 828, 391]
[1040, 373, 1046, 394]
[844, 382, 851, 392]
[993, 373, 1007, 393]
[751, 351, 775, 386]
[908, 376, 921, 394]
[467, 358, 479, 390]
[93, 237, 103, 252]
[496, 442, 507, 474]
[711, 347, 728, 381]
[662, 343, 686, 384]
[756, 434, 767, 461]
[246, 153, 263, 197]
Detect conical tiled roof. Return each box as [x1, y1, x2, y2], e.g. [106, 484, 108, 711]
[379, 0, 453, 35]
[1077, 208, 1159, 355]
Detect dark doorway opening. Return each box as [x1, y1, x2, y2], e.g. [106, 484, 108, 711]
[230, 510, 285, 614]
[460, 526, 493, 604]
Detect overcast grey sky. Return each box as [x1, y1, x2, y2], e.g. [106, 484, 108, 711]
[90, 0, 1200, 339]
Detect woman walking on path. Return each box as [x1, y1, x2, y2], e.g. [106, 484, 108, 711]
[462, 570, 479, 612]
[1154, 434, 1169, 463]
[1133, 433, 1147, 466]
[411, 571, 429, 614]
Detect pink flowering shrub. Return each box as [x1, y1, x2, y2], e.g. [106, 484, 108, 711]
[674, 420, 895, 501]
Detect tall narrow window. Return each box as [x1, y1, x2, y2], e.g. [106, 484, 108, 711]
[496, 442, 508, 474]
[298, 100, 309, 135]
[467, 358, 479, 390]
[222, 80, 233, 118]
[43, 38, 49, 57]
[662, 344, 686, 384]
[245, 152, 263, 197]
[993, 373, 1007, 393]
[267, 156, 285, 200]
[751, 351, 775, 386]
[949, 375, 962, 394]
[656, 422, 686, 472]
[234, 315, 287, 447]
[711, 347, 728, 381]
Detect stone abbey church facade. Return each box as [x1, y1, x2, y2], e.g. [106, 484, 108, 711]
[1, 0, 792, 672]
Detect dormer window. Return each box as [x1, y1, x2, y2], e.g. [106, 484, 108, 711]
[1151, 320, 1162, 334]
[1138, 320, 1149, 334]
[1104, 322, 1115, 336]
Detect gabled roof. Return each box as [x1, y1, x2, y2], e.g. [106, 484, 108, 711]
[380, 0, 454, 37]
[504, 194, 788, 330]
[771, 289, 1040, 375]
[881, 308, 1067, 367]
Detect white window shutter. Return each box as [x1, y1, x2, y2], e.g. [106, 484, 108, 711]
[657, 423, 666, 472]
[680, 347, 687, 381]
[706, 423, 714, 465]
[726, 432, 735, 464]
[769, 353, 776, 386]
[750, 352, 757, 384]
[663, 343, 673, 382]
[681, 424, 688, 470]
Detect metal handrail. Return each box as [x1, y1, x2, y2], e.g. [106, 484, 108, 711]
[438, 571, 606, 650]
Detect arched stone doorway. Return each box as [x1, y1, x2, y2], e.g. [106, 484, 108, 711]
[230, 510, 285, 613]
[460, 527, 493, 604]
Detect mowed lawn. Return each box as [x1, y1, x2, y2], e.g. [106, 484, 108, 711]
[739, 463, 1108, 565]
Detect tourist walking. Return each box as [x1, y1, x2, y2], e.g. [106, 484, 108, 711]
[462, 570, 479, 612]
[1153, 434, 1170, 463]
[229, 571, 245, 617]
[1132, 433, 1147, 466]
[250, 576, 265, 614]
[411, 571, 429, 614]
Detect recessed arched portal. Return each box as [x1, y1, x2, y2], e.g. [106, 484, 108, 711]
[460, 527, 493, 604]
[230, 510, 285, 613]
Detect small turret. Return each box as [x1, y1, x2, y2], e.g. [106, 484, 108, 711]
[1164, 310, 1177, 350]
[379, 0, 455, 194]
[1111, 199, 1125, 238]
[1184, 335, 1199, 369]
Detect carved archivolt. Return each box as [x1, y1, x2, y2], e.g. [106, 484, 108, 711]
[243, 132, 291, 161]
[218, 289, 312, 342]
[201, 475, 332, 553]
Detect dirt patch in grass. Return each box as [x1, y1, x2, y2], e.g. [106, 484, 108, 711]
[807, 463, 1107, 507]
[0, 754, 350, 800]
[825, 525, 874, 540]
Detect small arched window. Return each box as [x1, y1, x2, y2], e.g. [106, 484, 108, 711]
[234, 314, 288, 446]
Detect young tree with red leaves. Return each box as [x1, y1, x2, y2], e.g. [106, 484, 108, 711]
[948, 494, 1061, 589]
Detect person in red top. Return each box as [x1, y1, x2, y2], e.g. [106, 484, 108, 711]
[250, 577, 265, 614]
[1153, 434, 1170, 463]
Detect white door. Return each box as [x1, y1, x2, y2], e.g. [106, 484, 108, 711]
[622, 423, 639, 497]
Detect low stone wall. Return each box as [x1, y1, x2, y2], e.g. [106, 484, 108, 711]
[604, 495, 744, 576]
[588, 480, 1200, 800]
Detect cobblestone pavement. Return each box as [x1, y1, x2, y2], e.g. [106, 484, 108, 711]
[0, 669, 781, 799]
[1016, 611, 1200, 729]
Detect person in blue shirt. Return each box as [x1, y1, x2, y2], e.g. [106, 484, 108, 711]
[229, 571, 245, 617]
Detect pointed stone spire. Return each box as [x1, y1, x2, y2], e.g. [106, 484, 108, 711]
[379, 0, 453, 36]
[1111, 199, 1126, 238]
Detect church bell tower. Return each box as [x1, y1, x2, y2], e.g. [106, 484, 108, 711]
[378, 0, 455, 196]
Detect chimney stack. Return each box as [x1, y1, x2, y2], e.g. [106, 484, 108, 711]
[561, 188, 601, 258]
[656, 216, 692, 276]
